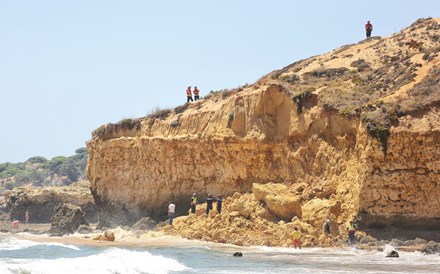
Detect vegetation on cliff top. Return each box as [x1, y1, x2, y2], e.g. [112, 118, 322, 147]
[0, 147, 88, 192]
[91, 18, 439, 156]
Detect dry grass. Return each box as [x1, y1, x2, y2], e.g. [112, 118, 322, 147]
[92, 118, 141, 139]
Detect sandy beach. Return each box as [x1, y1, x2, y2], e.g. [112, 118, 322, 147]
[0, 220, 225, 250]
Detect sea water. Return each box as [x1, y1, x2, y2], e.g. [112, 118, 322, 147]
[0, 235, 439, 274]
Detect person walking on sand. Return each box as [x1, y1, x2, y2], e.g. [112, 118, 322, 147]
[216, 194, 223, 214]
[365, 20, 373, 38]
[168, 201, 176, 225]
[323, 218, 331, 235]
[186, 86, 193, 103]
[190, 192, 197, 214]
[292, 227, 302, 249]
[193, 86, 200, 101]
[25, 209, 30, 225]
[206, 194, 213, 215]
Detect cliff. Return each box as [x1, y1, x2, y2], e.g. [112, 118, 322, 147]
[87, 18, 440, 244]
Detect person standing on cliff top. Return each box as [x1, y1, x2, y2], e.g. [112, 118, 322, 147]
[186, 86, 193, 103]
[193, 86, 200, 101]
[206, 194, 213, 215]
[216, 194, 223, 214]
[365, 20, 373, 38]
[292, 227, 302, 249]
[168, 201, 176, 225]
[190, 193, 197, 214]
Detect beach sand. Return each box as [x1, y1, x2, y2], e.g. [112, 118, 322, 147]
[0, 220, 220, 249]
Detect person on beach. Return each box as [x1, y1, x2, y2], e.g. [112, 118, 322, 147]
[186, 86, 193, 103]
[292, 227, 302, 249]
[168, 202, 176, 225]
[323, 218, 331, 235]
[206, 194, 213, 215]
[193, 86, 200, 101]
[190, 193, 197, 214]
[216, 194, 223, 214]
[25, 209, 30, 225]
[11, 219, 21, 229]
[347, 221, 357, 244]
[365, 20, 373, 38]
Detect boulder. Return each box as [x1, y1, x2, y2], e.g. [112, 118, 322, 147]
[49, 203, 88, 235]
[385, 250, 399, 258]
[132, 217, 157, 230]
[93, 230, 115, 241]
[253, 183, 302, 220]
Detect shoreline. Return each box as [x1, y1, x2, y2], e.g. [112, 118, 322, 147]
[1, 223, 439, 256]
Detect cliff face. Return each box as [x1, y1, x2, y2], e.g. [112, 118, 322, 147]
[87, 18, 440, 235]
[360, 113, 440, 228]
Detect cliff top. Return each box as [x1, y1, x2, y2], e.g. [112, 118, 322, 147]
[91, 17, 440, 141]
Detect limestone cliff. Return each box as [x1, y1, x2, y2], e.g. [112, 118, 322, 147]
[87, 18, 440, 241]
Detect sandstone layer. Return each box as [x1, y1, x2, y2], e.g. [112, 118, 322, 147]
[87, 18, 440, 245]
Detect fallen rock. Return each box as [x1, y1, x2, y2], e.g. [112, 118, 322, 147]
[49, 203, 88, 235]
[93, 230, 115, 241]
[132, 217, 157, 230]
[385, 250, 399, 258]
[253, 183, 302, 220]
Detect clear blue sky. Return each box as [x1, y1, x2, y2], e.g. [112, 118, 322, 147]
[0, 0, 438, 163]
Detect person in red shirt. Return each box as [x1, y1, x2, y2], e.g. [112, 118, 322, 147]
[186, 86, 193, 102]
[365, 20, 373, 38]
[193, 86, 200, 101]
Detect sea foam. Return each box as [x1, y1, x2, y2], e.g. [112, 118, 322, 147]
[0, 248, 189, 274]
[0, 236, 80, 251]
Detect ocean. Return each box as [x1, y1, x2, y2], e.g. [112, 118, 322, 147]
[0, 234, 439, 274]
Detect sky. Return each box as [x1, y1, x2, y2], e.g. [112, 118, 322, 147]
[0, 0, 439, 163]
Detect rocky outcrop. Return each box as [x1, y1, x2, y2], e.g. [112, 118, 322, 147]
[87, 18, 440, 244]
[49, 203, 89, 235]
[3, 181, 96, 223]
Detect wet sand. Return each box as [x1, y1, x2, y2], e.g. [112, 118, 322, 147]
[0, 220, 215, 249]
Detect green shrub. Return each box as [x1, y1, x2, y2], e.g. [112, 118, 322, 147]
[26, 156, 47, 164]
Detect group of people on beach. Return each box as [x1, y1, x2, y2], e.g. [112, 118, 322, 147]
[190, 192, 223, 215]
[167, 192, 223, 226]
[168, 193, 358, 249]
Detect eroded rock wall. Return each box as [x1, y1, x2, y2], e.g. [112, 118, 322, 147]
[359, 114, 440, 229]
[87, 84, 366, 225]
